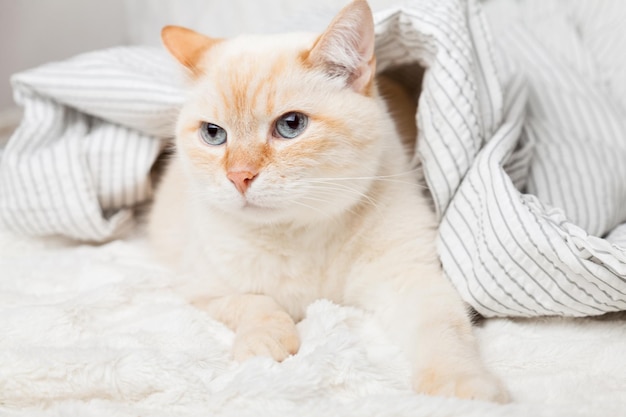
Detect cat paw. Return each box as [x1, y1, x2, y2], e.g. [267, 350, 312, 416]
[232, 312, 300, 362]
[413, 368, 509, 403]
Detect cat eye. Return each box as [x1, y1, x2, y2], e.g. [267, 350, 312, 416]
[199, 122, 227, 146]
[274, 112, 308, 139]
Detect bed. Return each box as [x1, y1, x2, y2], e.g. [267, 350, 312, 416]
[1, 0, 626, 415]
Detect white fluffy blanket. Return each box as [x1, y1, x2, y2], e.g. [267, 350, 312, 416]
[1, 229, 625, 416]
[2, 0, 626, 415]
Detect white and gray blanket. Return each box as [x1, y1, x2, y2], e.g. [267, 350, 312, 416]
[2, 0, 626, 318]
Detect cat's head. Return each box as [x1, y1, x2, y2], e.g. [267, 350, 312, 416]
[164, 0, 388, 225]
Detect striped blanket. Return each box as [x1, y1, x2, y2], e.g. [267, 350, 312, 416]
[2, 0, 626, 318]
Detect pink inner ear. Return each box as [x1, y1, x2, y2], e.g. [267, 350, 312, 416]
[309, 0, 376, 93]
[350, 57, 376, 94]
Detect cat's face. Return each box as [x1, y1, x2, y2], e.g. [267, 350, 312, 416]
[165, 1, 383, 224]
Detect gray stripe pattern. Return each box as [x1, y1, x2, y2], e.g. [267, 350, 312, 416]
[377, 0, 626, 317]
[1, 0, 626, 315]
[0, 47, 184, 241]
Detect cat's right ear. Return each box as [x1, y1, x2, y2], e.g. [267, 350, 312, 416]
[161, 26, 222, 76]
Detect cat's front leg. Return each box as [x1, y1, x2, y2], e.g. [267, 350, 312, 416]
[193, 294, 300, 362]
[347, 263, 509, 403]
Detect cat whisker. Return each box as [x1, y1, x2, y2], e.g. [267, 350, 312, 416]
[310, 167, 422, 186]
[297, 194, 364, 218]
[365, 178, 428, 188]
[310, 177, 427, 189]
[323, 166, 423, 179]
[301, 181, 381, 210]
[288, 199, 333, 218]
[299, 188, 390, 222]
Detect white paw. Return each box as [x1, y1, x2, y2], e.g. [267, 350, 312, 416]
[413, 368, 509, 403]
[232, 312, 300, 362]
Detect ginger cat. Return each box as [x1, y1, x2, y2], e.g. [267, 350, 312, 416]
[149, 0, 508, 402]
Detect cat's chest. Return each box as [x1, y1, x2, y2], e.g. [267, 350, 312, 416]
[197, 226, 345, 319]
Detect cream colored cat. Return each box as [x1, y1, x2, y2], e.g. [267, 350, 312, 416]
[149, 0, 508, 403]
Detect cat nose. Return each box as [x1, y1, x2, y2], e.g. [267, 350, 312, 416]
[227, 170, 258, 195]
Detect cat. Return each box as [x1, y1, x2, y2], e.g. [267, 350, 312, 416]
[149, 0, 508, 403]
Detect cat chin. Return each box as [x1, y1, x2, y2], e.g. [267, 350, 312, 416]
[237, 207, 320, 226]
[209, 199, 342, 227]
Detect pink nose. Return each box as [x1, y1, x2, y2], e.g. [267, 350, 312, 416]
[227, 170, 258, 195]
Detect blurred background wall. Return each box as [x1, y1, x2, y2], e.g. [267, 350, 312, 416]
[0, 0, 126, 125]
[0, 0, 398, 131]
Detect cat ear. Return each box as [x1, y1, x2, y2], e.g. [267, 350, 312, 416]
[161, 25, 222, 76]
[307, 0, 376, 94]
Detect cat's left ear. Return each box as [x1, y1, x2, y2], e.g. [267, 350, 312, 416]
[306, 0, 376, 94]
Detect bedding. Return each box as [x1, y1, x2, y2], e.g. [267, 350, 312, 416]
[2, 0, 625, 317]
[1, 229, 625, 416]
[1, 0, 626, 414]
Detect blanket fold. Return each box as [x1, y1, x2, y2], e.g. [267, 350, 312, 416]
[2, 0, 626, 317]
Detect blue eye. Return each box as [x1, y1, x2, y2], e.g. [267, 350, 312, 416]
[275, 112, 308, 139]
[200, 122, 227, 145]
